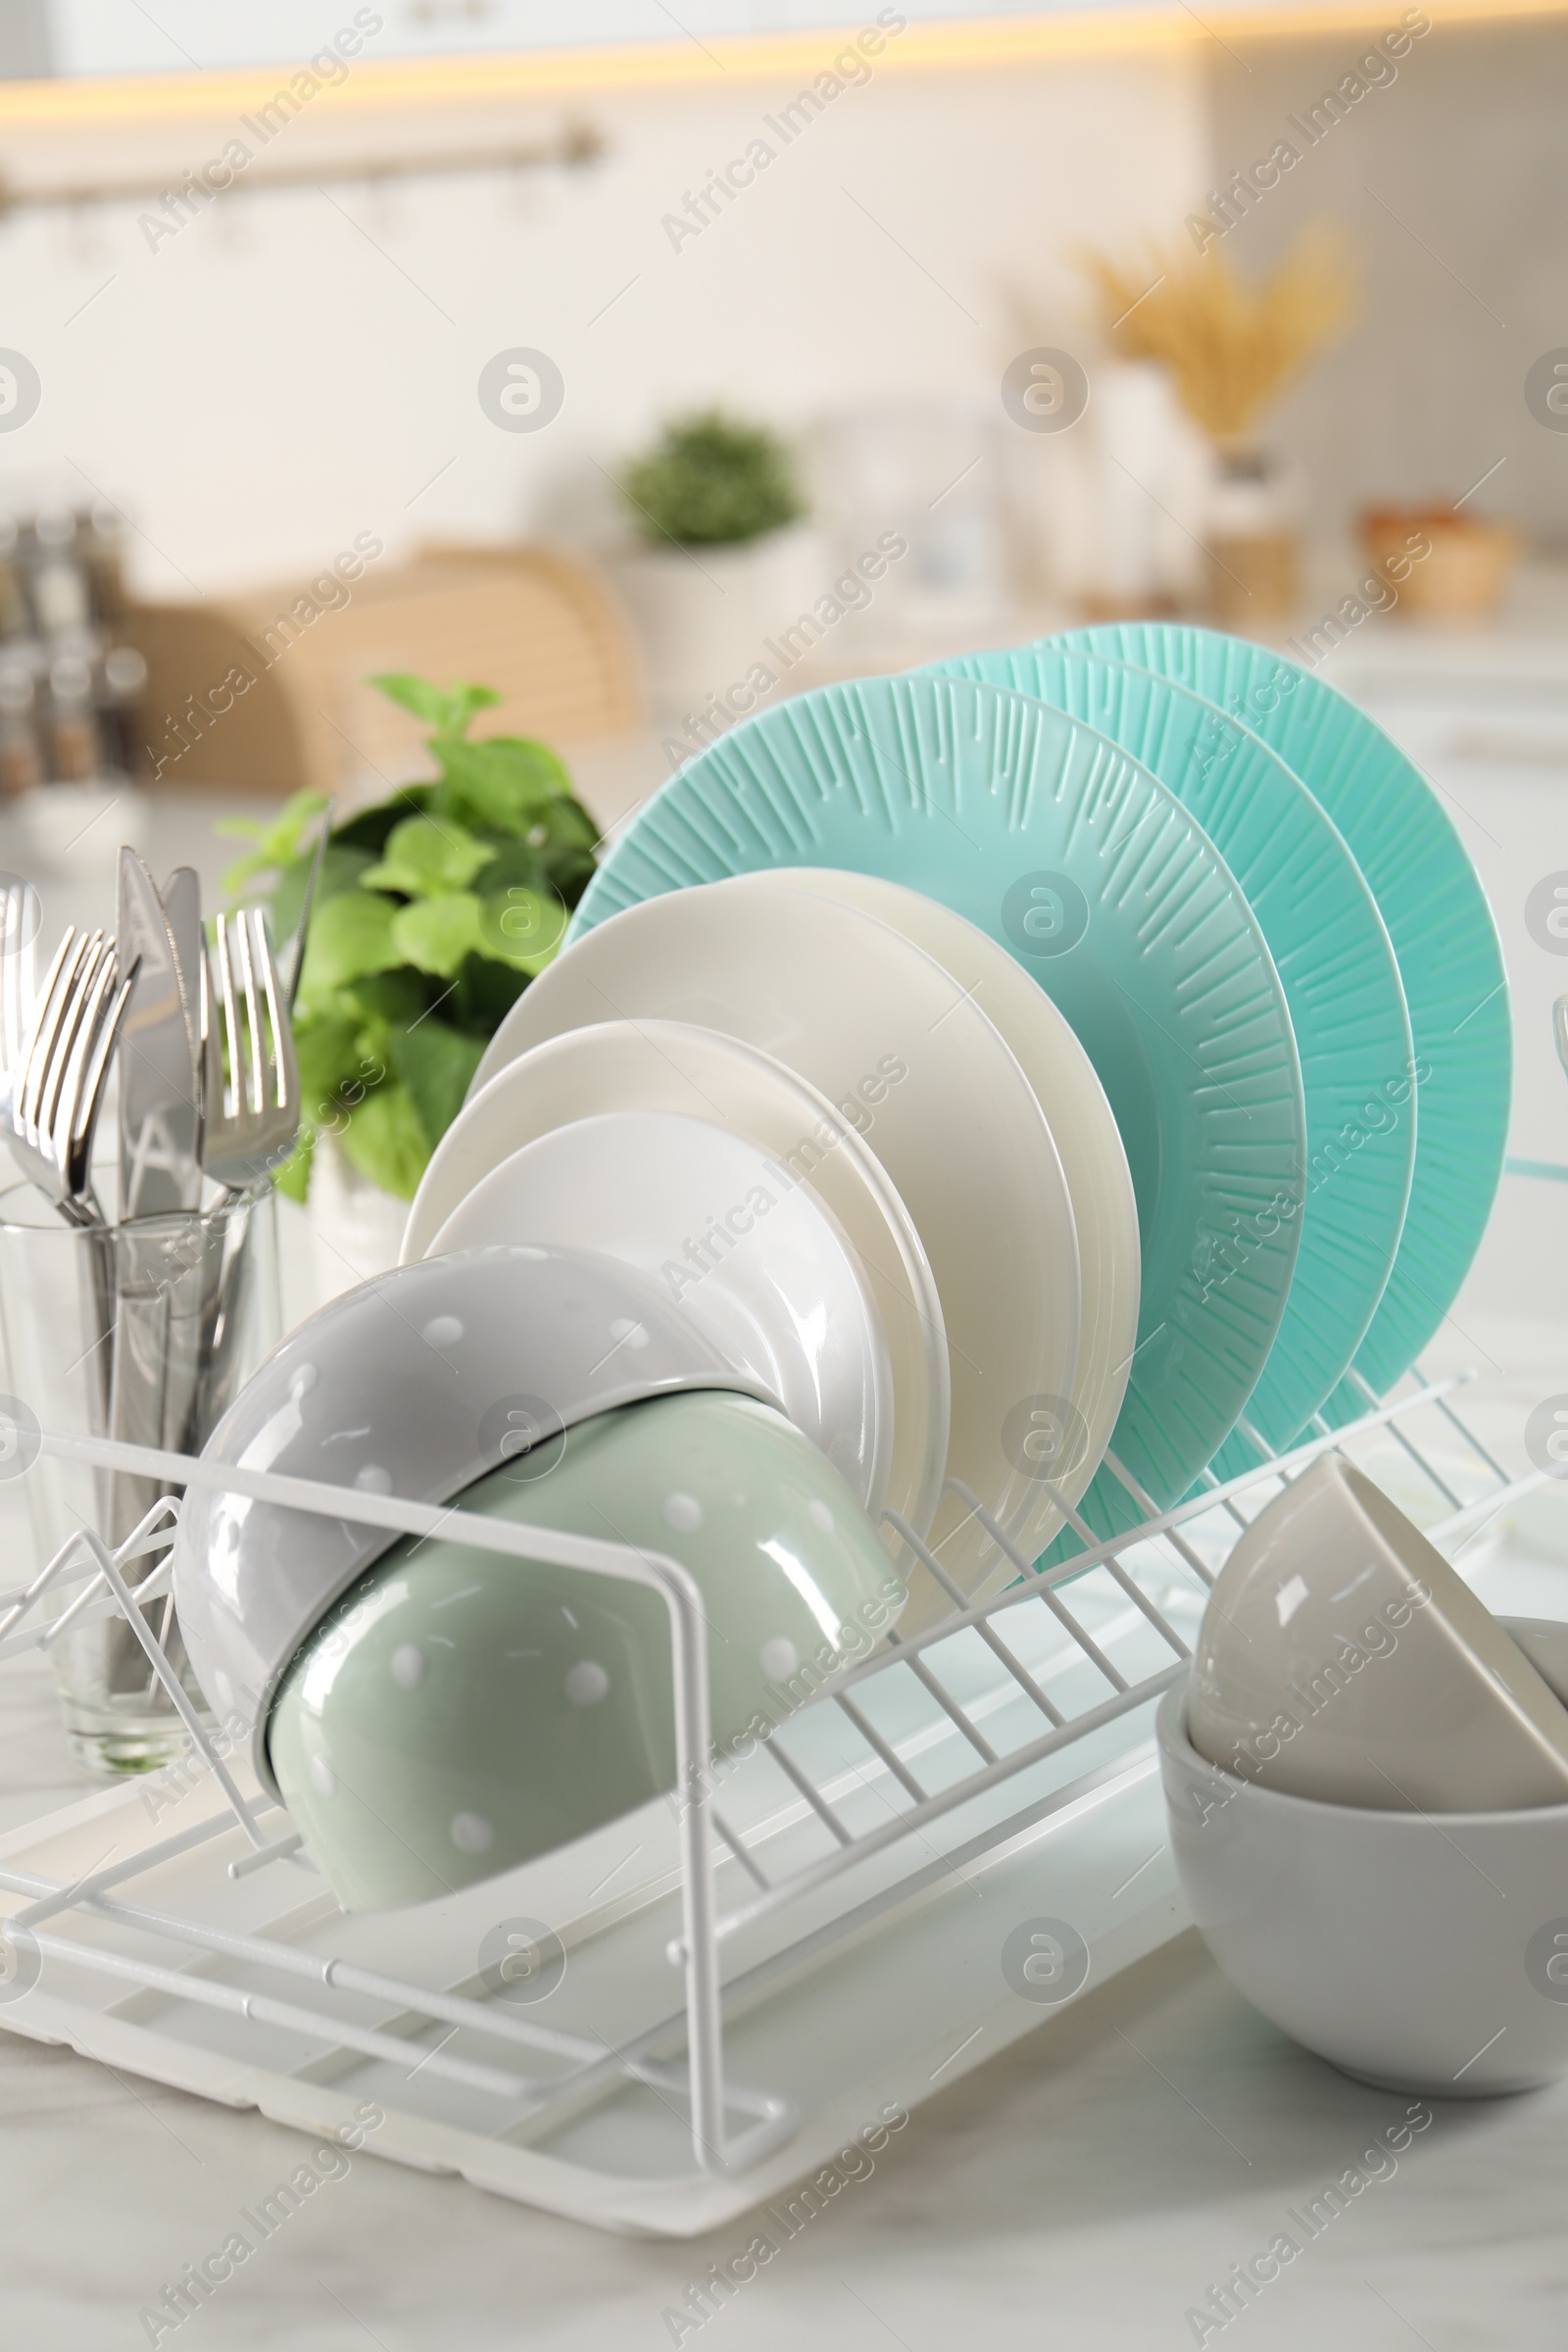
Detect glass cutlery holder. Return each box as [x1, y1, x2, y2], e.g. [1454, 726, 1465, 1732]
[0, 1183, 280, 1774]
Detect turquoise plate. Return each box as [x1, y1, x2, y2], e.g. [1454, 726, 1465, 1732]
[923, 643, 1416, 1469]
[1059, 623, 1510, 1399]
[571, 671, 1307, 1543]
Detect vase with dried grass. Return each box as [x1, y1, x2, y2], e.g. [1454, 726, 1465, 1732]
[1083, 230, 1356, 624]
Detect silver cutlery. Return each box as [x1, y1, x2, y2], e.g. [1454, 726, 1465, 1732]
[159, 860, 206, 1158]
[0, 926, 134, 1225]
[118, 847, 202, 1218]
[203, 906, 300, 1193]
[0, 858, 294, 1757]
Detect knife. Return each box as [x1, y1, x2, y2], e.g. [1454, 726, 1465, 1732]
[280, 796, 333, 1010]
[160, 864, 208, 1169]
[117, 847, 201, 1217]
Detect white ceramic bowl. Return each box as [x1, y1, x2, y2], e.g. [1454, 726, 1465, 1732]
[1157, 1665, 1568, 2096]
[1186, 1452, 1568, 1811]
[172, 1245, 773, 1795]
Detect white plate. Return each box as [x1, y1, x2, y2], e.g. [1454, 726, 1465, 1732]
[405, 1018, 949, 1545]
[425, 1109, 895, 1515]
[466, 878, 1082, 1603]
[771, 869, 1139, 1565]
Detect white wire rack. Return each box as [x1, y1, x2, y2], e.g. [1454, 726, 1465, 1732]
[0, 1375, 1546, 2234]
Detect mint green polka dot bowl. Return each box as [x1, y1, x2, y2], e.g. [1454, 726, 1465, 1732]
[267, 1390, 905, 1910]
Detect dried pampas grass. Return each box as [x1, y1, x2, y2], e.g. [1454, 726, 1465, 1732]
[1083, 230, 1357, 447]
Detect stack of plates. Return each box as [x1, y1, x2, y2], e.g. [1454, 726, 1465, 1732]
[406, 626, 1509, 1609]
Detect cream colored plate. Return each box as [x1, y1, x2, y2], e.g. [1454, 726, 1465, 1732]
[466, 877, 1082, 1605]
[772, 868, 1139, 1586]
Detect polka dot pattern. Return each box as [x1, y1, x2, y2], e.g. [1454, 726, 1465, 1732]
[565, 1660, 610, 1706]
[263, 1388, 901, 1912]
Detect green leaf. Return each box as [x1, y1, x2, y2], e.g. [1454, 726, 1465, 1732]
[472, 837, 549, 896]
[349, 968, 432, 1028]
[393, 1016, 486, 1149]
[477, 733, 574, 796]
[444, 683, 504, 733]
[434, 736, 571, 834]
[219, 789, 330, 897]
[332, 789, 431, 856]
[476, 882, 568, 974]
[545, 846, 598, 908]
[337, 1080, 430, 1200]
[360, 815, 495, 901]
[530, 797, 600, 861]
[459, 953, 530, 1032]
[390, 892, 484, 978]
[293, 1008, 367, 1122]
[369, 673, 500, 737]
[368, 673, 459, 731]
[297, 890, 401, 997]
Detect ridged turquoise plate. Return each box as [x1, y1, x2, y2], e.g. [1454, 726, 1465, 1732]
[923, 643, 1415, 1470]
[570, 671, 1306, 1541]
[1059, 623, 1510, 1400]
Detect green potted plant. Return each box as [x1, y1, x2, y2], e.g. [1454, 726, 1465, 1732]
[623, 411, 803, 548]
[220, 670, 597, 1243]
[613, 409, 818, 717]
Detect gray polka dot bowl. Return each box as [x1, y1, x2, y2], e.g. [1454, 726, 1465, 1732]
[172, 1245, 777, 1807]
[267, 1388, 906, 1908]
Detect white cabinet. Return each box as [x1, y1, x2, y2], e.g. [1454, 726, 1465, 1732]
[25, 0, 1337, 77]
[1334, 634, 1568, 1175]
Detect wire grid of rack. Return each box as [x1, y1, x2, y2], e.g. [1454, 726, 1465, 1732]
[0, 1370, 1546, 2235]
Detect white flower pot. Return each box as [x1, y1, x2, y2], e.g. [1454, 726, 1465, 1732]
[612, 523, 826, 717]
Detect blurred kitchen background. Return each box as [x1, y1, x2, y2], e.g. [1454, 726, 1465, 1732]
[0, 0, 1565, 1305]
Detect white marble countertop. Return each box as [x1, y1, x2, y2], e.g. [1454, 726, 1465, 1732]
[5, 1660, 1568, 2352]
[6, 1342, 1568, 2352]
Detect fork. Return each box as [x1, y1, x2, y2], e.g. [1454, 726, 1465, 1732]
[0, 926, 135, 1225]
[202, 907, 299, 1192]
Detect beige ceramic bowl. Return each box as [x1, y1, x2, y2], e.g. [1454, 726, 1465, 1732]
[1159, 1655, 1568, 2097]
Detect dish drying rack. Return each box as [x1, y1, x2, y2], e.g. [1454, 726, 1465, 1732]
[0, 1377, 1545, 2236]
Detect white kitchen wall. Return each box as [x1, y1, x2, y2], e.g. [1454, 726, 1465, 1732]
[0, 43, 1206, 596]
[1207, 13, 1568, 546]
